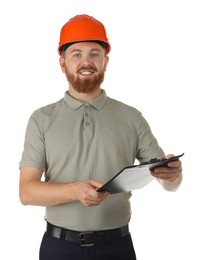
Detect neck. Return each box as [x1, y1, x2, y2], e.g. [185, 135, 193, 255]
[68, 86, 102, 103]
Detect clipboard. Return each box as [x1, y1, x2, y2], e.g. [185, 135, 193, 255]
[97, 153, 184, 194]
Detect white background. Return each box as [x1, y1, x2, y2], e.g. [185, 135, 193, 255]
[0, 0, 202, 259]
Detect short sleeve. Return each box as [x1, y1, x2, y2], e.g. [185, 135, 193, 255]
[19, 112, 46, 171]
[136, 113, 165, 162]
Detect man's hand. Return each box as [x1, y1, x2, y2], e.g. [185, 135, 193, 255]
[151, 154, 182, 183]
[74, 180, 109, 207]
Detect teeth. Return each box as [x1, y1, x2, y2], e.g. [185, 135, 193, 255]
[80, 71, 93, 75]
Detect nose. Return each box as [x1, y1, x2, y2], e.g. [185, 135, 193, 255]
[81, 56, 91, 66]
[79, 63, 96, 72]
[80, 54, 93, 66]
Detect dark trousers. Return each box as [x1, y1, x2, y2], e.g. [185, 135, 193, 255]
[40, 232, 136, 260]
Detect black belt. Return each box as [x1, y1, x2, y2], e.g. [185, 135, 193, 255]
[46, 222, 129, 247]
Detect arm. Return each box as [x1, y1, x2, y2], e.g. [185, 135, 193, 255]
[151, 154, 183, 191]
[19, 167, 109, 207]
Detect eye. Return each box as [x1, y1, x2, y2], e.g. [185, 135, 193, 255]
[90, 52, 99, 58]
[73, 53, 81, 58]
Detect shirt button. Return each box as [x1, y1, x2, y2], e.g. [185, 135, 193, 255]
[85, 112, 89, 117]
[85, 122, 90, 126]
[84, 105, 89, 109]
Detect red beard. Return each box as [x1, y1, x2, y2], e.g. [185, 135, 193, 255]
[65, 65, 105, 93]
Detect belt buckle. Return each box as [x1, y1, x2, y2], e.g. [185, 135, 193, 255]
[79, 231, 94, 247]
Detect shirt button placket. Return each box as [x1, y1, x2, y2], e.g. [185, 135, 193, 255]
[84, 104, 91, 136]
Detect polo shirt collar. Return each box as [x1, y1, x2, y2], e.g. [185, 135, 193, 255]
[64, 92, 83, 110]
[90, 90, 107, 110]
[64, 90, 107, 110]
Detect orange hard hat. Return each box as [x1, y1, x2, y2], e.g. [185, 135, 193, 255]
[58, 14, 111, 55]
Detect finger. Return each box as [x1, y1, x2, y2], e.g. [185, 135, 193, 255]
[86, 191, 108, 203]
[153, 167, 177, 174]
[88, 179, 104, 189]
[165, 154, 174, 159]
[167, 160, 182, 168]
[83, 195, 107, 207]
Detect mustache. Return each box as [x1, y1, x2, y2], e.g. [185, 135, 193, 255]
[77, 65, 97, 73]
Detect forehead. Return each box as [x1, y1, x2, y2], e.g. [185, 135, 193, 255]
[66, 41, 104, 53]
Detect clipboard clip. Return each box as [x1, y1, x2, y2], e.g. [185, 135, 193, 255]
[139, 153, 184, 168]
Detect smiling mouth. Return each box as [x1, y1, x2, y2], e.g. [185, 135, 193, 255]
[79, 70, 94, 76]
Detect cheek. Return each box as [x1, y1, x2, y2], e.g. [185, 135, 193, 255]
[64, 64, 79, 78]
[65, 61, 78, 74]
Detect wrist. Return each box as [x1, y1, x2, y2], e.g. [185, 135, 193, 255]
[63, 182, 79, 202]
[161, 173, 183, 191]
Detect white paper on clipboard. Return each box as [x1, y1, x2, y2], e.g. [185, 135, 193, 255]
[97, 153, 184, 194]
[97, 166, 154, 194]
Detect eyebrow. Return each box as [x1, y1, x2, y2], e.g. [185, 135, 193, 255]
[71, 48, 101, 54]
[71, 49, 81, 53]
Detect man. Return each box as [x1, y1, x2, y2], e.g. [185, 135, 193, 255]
[19, 14, 182, 260]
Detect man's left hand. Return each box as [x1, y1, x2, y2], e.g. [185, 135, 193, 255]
[151, 154, 182, 183]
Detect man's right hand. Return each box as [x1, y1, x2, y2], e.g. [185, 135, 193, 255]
[74, 180, 109, 207]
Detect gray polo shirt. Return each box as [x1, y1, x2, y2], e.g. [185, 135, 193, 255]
[20, 90, 164, 231]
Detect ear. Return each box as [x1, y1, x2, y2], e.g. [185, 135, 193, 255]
[59, 57, 66, 73]
[104, 55, 109, 71]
